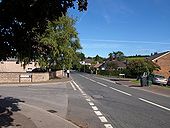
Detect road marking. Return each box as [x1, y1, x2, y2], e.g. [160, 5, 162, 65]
[98, 116, 108, 123]
[70, 82, 77, 90]
[79, 74, 89, 79]
[95, 77, 116, 84]
[72, 81, 84, 94]
[139, 98, 170, 111]
[104, 124, 113, 128]
[96, 82, 108, 87]
[86, 98, 91, 102]
[110, 87, 132, 96]
[79, 74, 96, 82]
[73, 76, 113, 127]
[94, 111, 103, 116]
[89, 79, 96, 82]
[88, 102, 94, 106]
[92, 106, 98, 111]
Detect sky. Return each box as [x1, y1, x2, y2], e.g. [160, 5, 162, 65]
[69, 0, 170, 57]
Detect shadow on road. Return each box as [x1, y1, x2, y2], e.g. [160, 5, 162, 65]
[0, 96, 25, 127]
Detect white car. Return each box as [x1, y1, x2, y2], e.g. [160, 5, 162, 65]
[151, 74, 168, 85]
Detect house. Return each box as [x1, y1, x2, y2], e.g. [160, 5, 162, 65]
[0, 58, 39, 72]
[148, 51, 170, 78]
[80, 59, 93, 66]
[100, 60, 126, 71]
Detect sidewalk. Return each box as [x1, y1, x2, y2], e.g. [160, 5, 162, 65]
[110, 77, 170, 97]
[0, 77, 79, 128]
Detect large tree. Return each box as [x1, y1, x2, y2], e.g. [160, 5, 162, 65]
[37, 15, 81, 70]
[0, 0, 87, 60]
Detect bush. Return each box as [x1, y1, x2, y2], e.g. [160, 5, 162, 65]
[98, 70, 122, 77]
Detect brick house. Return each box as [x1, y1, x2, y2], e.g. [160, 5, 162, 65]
[149, 51, 170, 78]
[0, 58, 39, 72]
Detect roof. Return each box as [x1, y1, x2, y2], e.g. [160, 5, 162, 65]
[148, 51, 170, 61]
[105, 60, 126, 68]
[84, 59, 93, 63]
[93, 63, 103, 68]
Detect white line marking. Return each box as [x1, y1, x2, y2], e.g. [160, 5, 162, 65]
[110, 87, 132, 96]
[95, 77, 116, 84]
[86, 98, 91, 102]
[82, 93, 86, 96]
[72, 81, 84, 94]
[89, 79, 96, 82]
[98, 116, 108, 123]
[88, 102, 94, 106]
[92, 106, 98, 111]
[94, 111, 103, 116]
[79, 74, 89, 79]
[96, 82, 108, 87]
[79, 74, 96, 82]
[70, 82, 77, 90]
[139, 98, 170, 111]
[104, 124, 113, 128]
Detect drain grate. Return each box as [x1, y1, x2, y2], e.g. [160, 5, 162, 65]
[47, 110, 58, 113]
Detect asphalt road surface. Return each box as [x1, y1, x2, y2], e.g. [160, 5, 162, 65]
[69, 72, 170, 128]
[0, 72, 170, 128]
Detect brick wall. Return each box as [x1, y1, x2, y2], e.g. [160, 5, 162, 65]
[49, 70, 63, 79]
[0, 72, 49, 83]
[0, 70, 63, 84]
[0, 72, 20, 83]
[32, 73, 49, 82]
[153, 53, 170, 78]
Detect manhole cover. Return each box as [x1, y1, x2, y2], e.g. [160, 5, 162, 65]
[92, 95, 103, 99]
[47, 110, 58, 113]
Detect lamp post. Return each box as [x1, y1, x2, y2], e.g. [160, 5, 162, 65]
[61, 54, 64, 77]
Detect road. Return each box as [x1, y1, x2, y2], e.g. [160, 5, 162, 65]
[0, 72, 170, 128]
[69, 72, 170, 128]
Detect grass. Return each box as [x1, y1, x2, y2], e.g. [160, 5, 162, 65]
[126, 57, 145, 61]
[131, 80, 140, 84]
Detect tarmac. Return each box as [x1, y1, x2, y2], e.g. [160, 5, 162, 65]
[0, 76, 170, 128]
[0, 77, 80, 128]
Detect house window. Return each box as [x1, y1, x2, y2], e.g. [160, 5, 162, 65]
[1, 61, 4, 64]
[155, 60, 158, 62]
[16, 61, 19, 64]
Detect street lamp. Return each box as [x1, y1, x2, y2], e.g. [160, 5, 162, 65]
[61, 54, 64, 77]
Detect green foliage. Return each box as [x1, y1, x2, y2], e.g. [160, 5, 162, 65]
[37, 15, 81, 70]
[125, 59, 160, 78]
[113, 51, 125, 61]
[93, 55, 104, 63]
[77, 52, 85, 61]
[98, 70, 121, 77]
[0, 0, 88, 60]
[125, 57, 145, 61]
[105, 61, 118, 71]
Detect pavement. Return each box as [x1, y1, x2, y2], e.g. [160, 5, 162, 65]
[0, 77, 80, 128]
[108, 77, 170, 97]
[1, 75, 170, 128]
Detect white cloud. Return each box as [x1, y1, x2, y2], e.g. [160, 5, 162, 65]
[81, 38, 170, 45]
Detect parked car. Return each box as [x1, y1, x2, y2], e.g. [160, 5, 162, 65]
[167, 76, 170, 86]
[150, 74, 168, 85]
[31, 68, 47, 73]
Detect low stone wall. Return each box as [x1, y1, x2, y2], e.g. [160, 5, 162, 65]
[49, 70, 63, 79]
[0, 72, 49, 83]
[32, 73, 49, 82]
[0, 70, 63, 83]
[0, 72, 20, 83]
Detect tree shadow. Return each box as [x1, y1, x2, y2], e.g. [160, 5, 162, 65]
[110, 78, 130, 81]
[0, 96, 25, 127]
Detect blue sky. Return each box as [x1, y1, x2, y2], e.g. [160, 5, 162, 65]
[69, 0, 170, 57]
